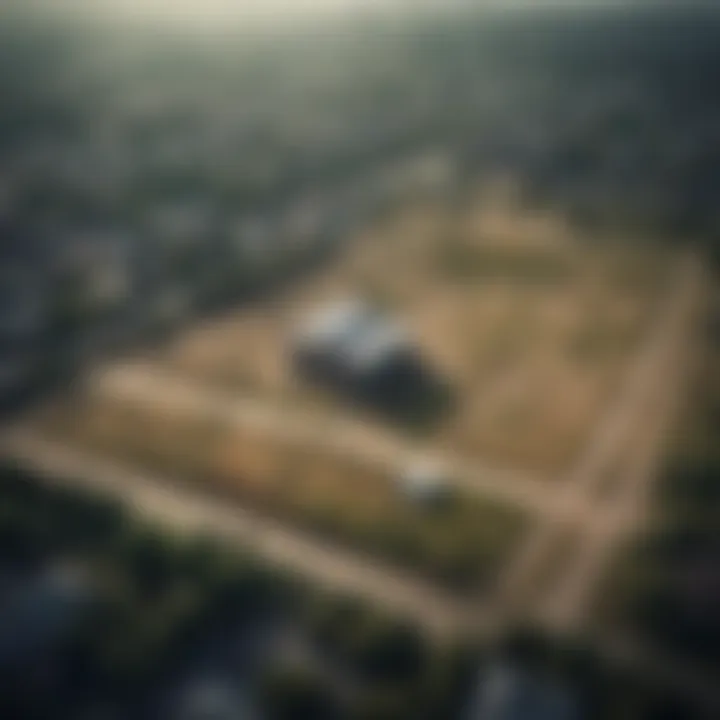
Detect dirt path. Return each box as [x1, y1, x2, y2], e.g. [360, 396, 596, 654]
[1, 255, 716, 711]
[4, 397, 718, 713]
[1, 431, 480, 636]
[85, 362, 561, 516]
[500, 255, 703, 628]
[539, 257, 702, 629]
[15, 256, 701, 632]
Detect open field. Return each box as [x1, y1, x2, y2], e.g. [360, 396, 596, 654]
[18, 220, 703, 690]
[2, 261, 715, 717]
[150, 188, 674, 474]
[21, 188, 688, 618]
[34, 390, 526, 594]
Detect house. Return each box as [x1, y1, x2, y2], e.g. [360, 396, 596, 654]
[282, 198, 327, 250]
[173, 677, 260, 720]
[466, 663, 579, 720]
[0, 563, 93, 670]
[231, 216, 278, 270]
[291, 299, 424, 399]
[396, 460, 455, 508]
[53, 232, 132, 313]
[149, 203, 216, 246]
[0, 562, 95, 718]
[0, 263, 47, 404]
[0, 263, 47, 343]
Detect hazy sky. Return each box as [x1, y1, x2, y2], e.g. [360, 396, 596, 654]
[23, 0, 394, 22]
[17, 0, 614, 25]
[10, 0, 646, 37]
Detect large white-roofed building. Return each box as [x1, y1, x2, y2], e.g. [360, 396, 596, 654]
[291, 299, 423, 398]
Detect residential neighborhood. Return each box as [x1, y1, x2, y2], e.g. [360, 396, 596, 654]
[1, 2, 719, 719]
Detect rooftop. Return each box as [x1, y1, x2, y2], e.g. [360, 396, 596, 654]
[468, 663, 578, 720]
[295, 299, 412, 375]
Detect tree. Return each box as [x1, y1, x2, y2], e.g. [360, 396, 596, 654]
[350, 688, 416, 720]
[349, 619, 428, 684]
[259, 666, 339, 720]
[121, 528, 181, 597]
[307, 593, 371, 657]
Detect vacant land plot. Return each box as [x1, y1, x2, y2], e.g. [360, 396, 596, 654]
[35, 393, 526, 594]
[151, 188, 673, 474]
[24, 188, 680, 610]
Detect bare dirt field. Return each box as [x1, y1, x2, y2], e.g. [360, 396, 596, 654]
[15, 195, 702, 693]
[149, 187, 673, 475]
[20, 186, 698, 642]
[35, 388, 526, 594]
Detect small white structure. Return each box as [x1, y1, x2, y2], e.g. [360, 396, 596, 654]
[175, 678, 258, 720]
[466, 663, 578, 720]
[396, 460, 453, 507]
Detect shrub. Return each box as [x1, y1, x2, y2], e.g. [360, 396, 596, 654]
[259, 666, 339, 720]
[348, 618, 429, 684]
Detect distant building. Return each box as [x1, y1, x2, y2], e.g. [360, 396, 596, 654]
[291, 299, 424, 399]
[0, 263, 47, 403]
[174, 677, 260, 720]
[0, 563, 95, 718]
[149, 203, 218, 250]
[0, 263, 47, 343]
[53, 232, 132, 312]
[466, 663, 579, 720]
[0, 563, 93, 669]
[282, 198, 328, 250]
[231, 217, 278, 269]
[396, 460, 454, 508]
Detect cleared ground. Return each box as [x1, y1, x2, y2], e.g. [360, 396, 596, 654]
[152, 187, 672, 474]
[25, 188, 683, 606]
[35, 388, 526, 594]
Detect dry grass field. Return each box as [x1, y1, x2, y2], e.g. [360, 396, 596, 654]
[150, 186, 673, 474]
[25, 186, 680, 601]
[35, 391, 525, 593]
